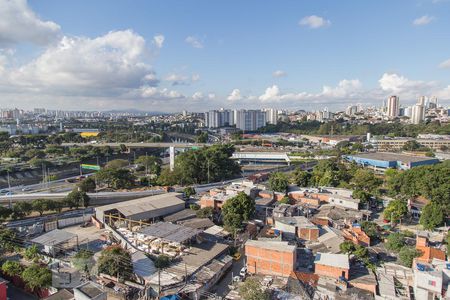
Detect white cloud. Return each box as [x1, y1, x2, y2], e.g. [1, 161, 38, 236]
[299, 15, 331, 29]
[439, 58, 450, 69]
[208, 93, 216, 100]
[4, 30, 156, 94]
[272, 70, 287, 78]
[0, 0, 61, 46]
[185, 36, 204, 48]
[192, 91, 203, 100]
[378, 73, 436, 95]
[227, 89, 242, 101]
[153, 34, 165, 48]
[413, 15, 434, 26]
[164, 72, 200, 85]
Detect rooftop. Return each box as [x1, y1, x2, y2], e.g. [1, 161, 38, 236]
[96, 192, 185, 217]
[314, 252, 349, 269]
[31, 229, 77, 246]
[138, 222, 201, 244]
[275, 216, 317, 229]
[43, 289, 74, 300]
[74, 281, 105, 298]
[163, 209, 197, 223]
[245, 240, 296, 252]
[346, 152, 438, 163]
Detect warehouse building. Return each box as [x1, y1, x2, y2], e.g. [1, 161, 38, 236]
[343, 152, 439, 172]
[95, 193, 185, 224]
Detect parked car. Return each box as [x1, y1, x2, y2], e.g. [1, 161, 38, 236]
[239, 267, 247, 277]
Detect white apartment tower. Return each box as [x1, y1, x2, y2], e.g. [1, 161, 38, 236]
[386, 96, 400, 117]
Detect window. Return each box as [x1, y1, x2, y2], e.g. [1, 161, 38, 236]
[428, 280, 436, 287]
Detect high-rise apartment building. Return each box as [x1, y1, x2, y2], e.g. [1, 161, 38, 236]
[386, 96, 400, 117]
[204, 109, 235, 128]
[264, 108, 278, 124]
[411, 97, 426, 124]
[235, 109, 267, 131]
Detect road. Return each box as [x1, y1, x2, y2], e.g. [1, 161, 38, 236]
[212, 251, 245, 297]
[62, 142, 211, 148]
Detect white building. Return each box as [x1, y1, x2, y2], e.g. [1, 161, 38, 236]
[387, 95, 400, 117]
[234, 109, 267, 131]
[264, 108, 278, 124]
[413, 259, 450, 300]
[411, 104, 425, 124]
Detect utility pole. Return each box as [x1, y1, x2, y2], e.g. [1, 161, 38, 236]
[7, 171, 11, 209]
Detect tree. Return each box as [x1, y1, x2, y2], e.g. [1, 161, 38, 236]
[268, 172, 289, 193]
[11, 201, 33, 219]
[97, 246, 133, 281]
[222, 192, 255, 222]
[420, 202, 444, 230]
[78, 177, 96, 193]
[351, 169, 382, 195]
[402, 140, 421, 151]
[399, 247, 422, 267]
[65, 189, 90, 209]
[386, 232, 406, 252]
[135, 155, 162, 175]
[183, 187, 196, 199]
[339, 241, 356, 254]
[95, 168, 136, 190]
[196, 132, 209, 143]
[0, 206, 12, 221]
[72, 249, 94, 274]
[223, 212, 244, 233]
[1, 260, 22, 277]
[361, 221, 379, 241]
[24, 244, 40, 262]
[279, 196, 292, 205]
[292, 169, 311, 187]
[0, 228, 17, 254]
[21, 264, 52, 290]
[154, 255, 171, 269]
[383, 199, 407, 224]
[31, 199, 48, 216]
[239, 277, 270, 300]
[447, 234, 450, 256]
[196, 207, 214, 218]
[105, 159, 129, 169]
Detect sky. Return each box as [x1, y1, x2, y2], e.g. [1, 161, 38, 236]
[0, 0, 450, 112]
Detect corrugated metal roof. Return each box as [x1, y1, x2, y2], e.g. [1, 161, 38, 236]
[31, 229, 77, 246]
[96, 193, 185, 217]
[314, 252, 349, 269]
[138, 222, 201, 243]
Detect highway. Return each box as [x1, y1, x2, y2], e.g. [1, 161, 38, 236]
[61, 142, 211, 148]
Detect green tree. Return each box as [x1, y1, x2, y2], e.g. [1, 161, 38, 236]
[420, 202, 444, 230]
[0, 206, 12, 221]
[95, 168, 136, 190]
[196, 207, 214, 218]
[154, 255, 171, 269]
[31, 199, 48, 216]
[351, 169, 382, 195]
[0, 228, 17, 254]
[383, 199, 407, 224]
[292, 169, 311, 187]
[386, 232, 406, 252]
[1, 260, 23, 277]
[268, 172, 289, 193]
[339, 241, 356, 254]
[222, 192, 255, 222]
[361, 221, 379, 241]
[97, 246, 133, 281]
[223, 212, 244, 233]
[135, 155, 162, 175]
[78, 177, 96, 193]
[402, 140, 421, 151]
[65, 189, 90, 209]
[399, 247, 422, 267]
[24, 244, 40, 262]
[183, 187, 196, 199]
[72, 249, 94, 274]
[196, 132, 209, 143]
[11, 201, 33, 219]
[279, 196, 292, 205]
[239, 277, 270, 300]
[21, 264, 52, 290]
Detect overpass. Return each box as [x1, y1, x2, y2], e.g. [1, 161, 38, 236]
[232, 152, 291, 165]
[62, 142, 212, 170]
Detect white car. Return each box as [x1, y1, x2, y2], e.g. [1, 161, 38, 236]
[239, 267, 247, 277]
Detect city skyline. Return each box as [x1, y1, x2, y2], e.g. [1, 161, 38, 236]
[0, 0, 450, 112]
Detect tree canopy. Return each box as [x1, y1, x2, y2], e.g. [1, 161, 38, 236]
[222, 192, 255, 232]
[97, 246, 133, 281]
[268, 172, 289, 193]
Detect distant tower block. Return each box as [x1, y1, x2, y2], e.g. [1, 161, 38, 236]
[169, 146, 175, 171]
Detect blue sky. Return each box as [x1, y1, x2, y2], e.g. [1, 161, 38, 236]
[0, 0, 449, 112]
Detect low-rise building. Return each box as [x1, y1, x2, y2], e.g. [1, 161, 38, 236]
[342, 223, 371, 247]
[273, 216, 319, 241]
[413, 259, 450, 300]
[73, 281, 107, 300]
[415, 233, 446, 263]
[314, 252, 350, 280]
[245, 240, 296, 277]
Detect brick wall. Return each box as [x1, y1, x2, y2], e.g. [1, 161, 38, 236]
[298, 227, 319, 241]
[245, 245, 296, 277]
[315, 263, 349, 280]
